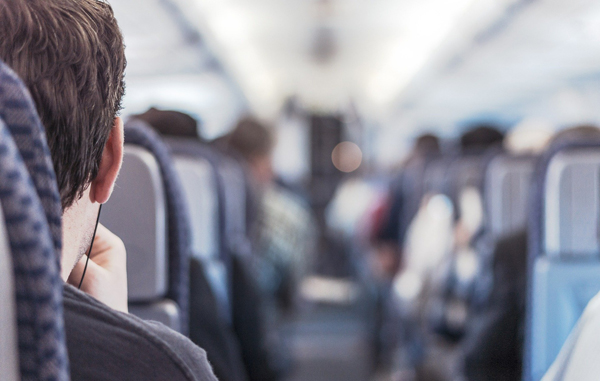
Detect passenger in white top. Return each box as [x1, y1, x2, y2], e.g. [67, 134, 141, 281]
[543, 291, 600, 381]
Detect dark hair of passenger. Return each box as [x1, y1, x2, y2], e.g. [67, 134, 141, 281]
[0, 0, 126, 209]
[414, 133, 440, 155]
[460, 124, 504, 152]
[225, 117, 274, 160]
[550, 124, 600, 146]
[134, 107, 200, 139]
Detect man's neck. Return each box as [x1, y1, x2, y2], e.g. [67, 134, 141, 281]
[61, 192, 97, 281]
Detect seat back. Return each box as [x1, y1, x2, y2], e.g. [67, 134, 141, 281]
[102, 146, 168, 300]
[163, 138, 228, 259]
[101, 145, 180, 331]
[450, 156, 484, 193]
[122, 120, 195, 334]
[448, 155, 487, 217]
[0, 60, 68, 381]
[0, 204, 19, 381]
[174, 157, 219, 262]
[528, 148, 600, 380]
[423, 154, 484, 207]
[423, 156, 453, 196]
[485, 155, 535, 238]
[173, 156, 230, 321]
[219, 157, 251, 258]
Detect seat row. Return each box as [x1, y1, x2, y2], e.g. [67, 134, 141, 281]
[387, 132, 600, 380]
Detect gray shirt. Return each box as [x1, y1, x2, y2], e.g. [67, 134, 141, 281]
[63, 284, 218, 381]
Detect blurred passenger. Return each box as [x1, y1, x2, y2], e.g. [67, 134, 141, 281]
[390, 125, 504, 380]
[134, 107, 200, 138]
[453, 125, 504, 248]
[543, 289, 600, 381]
[371, 134, 441, 281]
[220, 116, 317, 379]
[459, 124, 504, 153]
[226, 117, 276, 187]
[366, 134, 440, 372]
[223, 117, 315, 310]
[461, 231, 528, 381]
[503, 118, 554, 154]
[0, 1, 218, 380]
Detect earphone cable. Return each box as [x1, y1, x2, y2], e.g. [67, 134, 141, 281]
[78, 204, 103, 289]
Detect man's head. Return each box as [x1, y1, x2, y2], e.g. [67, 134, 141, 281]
[550, 124, 600, 147]
[135, 107, 200, 139]
[0, 0, 126, 279]
[414, 133, 440, 156]
[226, 116, 275, 185]
[460, 124, 504, 153]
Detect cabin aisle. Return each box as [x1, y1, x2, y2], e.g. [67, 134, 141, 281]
[284, 302, 372, 381]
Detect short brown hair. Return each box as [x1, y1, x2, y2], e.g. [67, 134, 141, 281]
[0, 0, 126, 209]
[226, 117, 274, 160]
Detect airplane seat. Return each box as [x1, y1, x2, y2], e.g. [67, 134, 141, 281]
[469, 154, 536, 308]
[102, 119, 195, 334]
[525, 140, 600, 381]
[423, 155, 455, 196]
[134, 117, 285, 381]
[0, 60, 69, 381]
[168, 137, 251, 261]
[166, 139, 233, 306]
[0, 202, 18, 381]
[101, 144, 181, 331]
[219, 155, 253, 259]
[203, 145, 282, 381]
[164, 137, 253, 381]
[448, 154, 487, 206]
[173, 155, 231, 322]
[484, 154, 536, 239]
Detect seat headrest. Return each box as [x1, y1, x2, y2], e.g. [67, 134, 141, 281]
[485, 155, 535, 238]
[528, 138, 600, 264]
[173, 156, 219, 261]
[101, 145, 168, 301]
[123, 119, 192, 334]
[164, 138, 229, 258]
[544, 148, 600, 258]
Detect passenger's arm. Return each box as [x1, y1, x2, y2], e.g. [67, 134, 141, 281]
[67, 224, 129, 313]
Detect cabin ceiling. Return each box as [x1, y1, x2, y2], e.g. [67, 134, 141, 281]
[111, 0, 600, 134]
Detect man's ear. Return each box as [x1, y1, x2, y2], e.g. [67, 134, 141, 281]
[90, 117, 124, 204]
